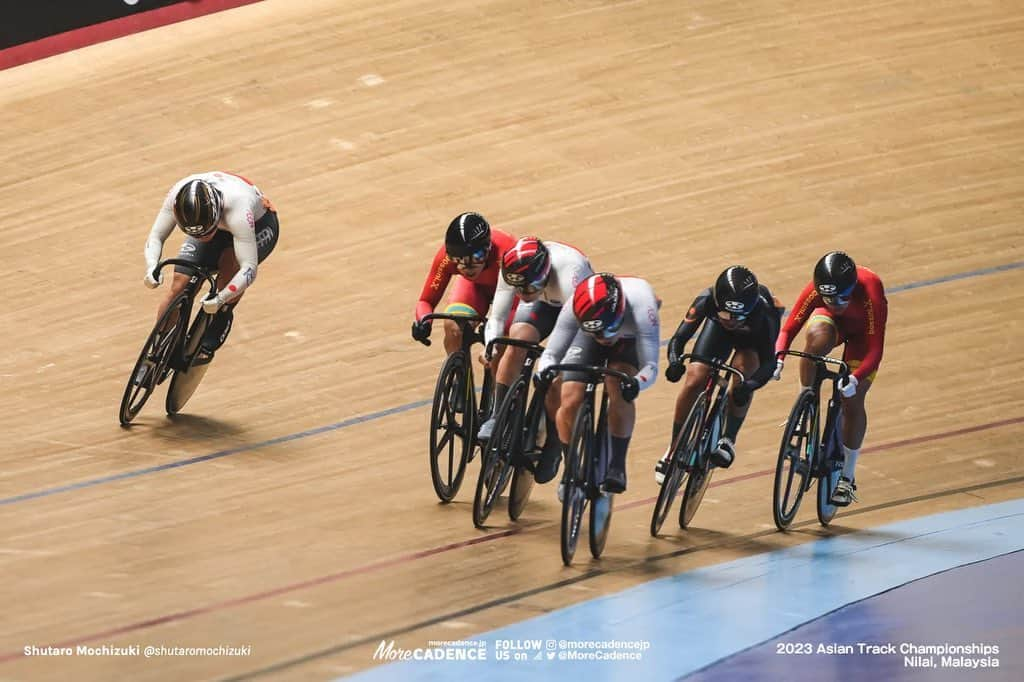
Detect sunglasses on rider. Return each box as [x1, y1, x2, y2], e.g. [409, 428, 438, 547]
[716, 310, 748, 323]
[821, 284, 855, 307]
[451, 248, 488, 267]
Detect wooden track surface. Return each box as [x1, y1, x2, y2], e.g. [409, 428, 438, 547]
[1, 0, 1022, 679]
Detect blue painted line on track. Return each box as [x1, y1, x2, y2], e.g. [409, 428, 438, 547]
[4, 259, 1023, 507]
[0, 399, 431, 506]
[341, 498, 1024, 682]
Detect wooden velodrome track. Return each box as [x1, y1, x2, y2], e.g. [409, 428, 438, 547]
[1, 0, 1022, 679]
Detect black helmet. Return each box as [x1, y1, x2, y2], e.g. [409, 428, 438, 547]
[813, 251, 857, 298]
[713, 266, 760, 319]
[174, 179, 222, 237]
[444, 212, 491, 258]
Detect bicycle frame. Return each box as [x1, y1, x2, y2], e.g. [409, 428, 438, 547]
[783, 350, 849, 487]
[679, 353, 745, 469]
[772, 350, 850, 528]
[542, 362, 632, 565]
[420, 312, 493, 422]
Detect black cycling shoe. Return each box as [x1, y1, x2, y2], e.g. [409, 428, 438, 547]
[602, 465, 627, 494]
[534, 440, 563, 484]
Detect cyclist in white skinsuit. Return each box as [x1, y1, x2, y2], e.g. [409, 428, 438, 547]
[537, 273, 661, 493]
[143, 171, 280, 363]
[478, 238, 594, 477]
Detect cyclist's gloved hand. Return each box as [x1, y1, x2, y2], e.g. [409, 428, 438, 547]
[411, 320, 432, 346]
[732, 380, 755, 408]
[202, 293, 224, 315]
[772, 358, 785, 381]
[665, 361, 685, 383]
[143, 269, 162, 289]
[838, 374, 859, 398]
[620, 376, 640, 403]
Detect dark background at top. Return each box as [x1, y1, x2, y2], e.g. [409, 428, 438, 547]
[1, 0, 186, 49]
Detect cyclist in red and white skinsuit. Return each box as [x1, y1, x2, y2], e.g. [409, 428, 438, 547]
[143, 172, 279, 361]
[774, 251, 888, 505]
[476, 238, 594, 478]
[538, 273, 662, 494]
[411, 212, 517, 351]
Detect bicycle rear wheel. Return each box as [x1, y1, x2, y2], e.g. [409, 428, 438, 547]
[166, 310, 212, 415]
[589, 405, 614, 558]
[508, 391, 544, 521]
[560, 399, 592, 566]
[429, 351, 472, 502]
[817, 408, 844, 526]
[678, 394, 711, 529]
[473, 377, 526, 527]
[773, 389, 816, 530]
[118, 293, 190, 426]
[650, 398, 703, 536]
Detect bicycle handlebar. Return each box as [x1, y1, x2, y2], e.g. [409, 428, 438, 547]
[541, 363, 634, 385]
[155, 259, 218, 294]
[420, 312, 485, 328]
[678, 353, 745, 382]
[780, 350, 850, 376]
[485, 337, 545, 360]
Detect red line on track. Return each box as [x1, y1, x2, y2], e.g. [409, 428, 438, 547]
[0, 0, 263, 71]
[2, 416, 1020, 663]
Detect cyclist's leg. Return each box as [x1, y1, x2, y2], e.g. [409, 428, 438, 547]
[201, 211, 279, 354]
[158, 234, 223, 322]
[546, 331, 597, 484]
[442, 277, 490, 354]
[713, 346, 760, 467]
[483, 301, 555, 431]
[798, 308, 840, 387]
[674, 323, 729, 441]
[838, 337, 876, 488]
[598, 339, 640, 492]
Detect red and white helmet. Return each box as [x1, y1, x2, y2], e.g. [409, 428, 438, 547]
[573, 273, 626, 337]
[502, 237, 551, 292]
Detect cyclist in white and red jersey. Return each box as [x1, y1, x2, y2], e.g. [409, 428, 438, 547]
[143, 172, 279, 363]
[477, 237, 594, 479]
[537, 273, 661, 494]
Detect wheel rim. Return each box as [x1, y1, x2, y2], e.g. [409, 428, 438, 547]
[119, 296, 188, 425]
[681, 464, 714, 528]
[589, 492, 614, 557]
[561, 404, 591, 565]
[773, 392, 815, 528]
[430, 353, 469, 501]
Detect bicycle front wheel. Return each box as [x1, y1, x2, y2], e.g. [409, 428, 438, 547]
[429, 351, 472, 502]
[678, 394, 711, 529]
[118, 293, 190, 426]
[650, 396, 703, 536]
[561, 399, 592, 566]
[773, 389, 816, 530]
[473, 377, 526, 528]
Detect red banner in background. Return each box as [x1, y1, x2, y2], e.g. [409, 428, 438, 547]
[0, 0, 264, 71]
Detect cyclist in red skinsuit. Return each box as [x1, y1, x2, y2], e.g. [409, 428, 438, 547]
[774, 251, 888, 506]
[411, 212, 517, 353]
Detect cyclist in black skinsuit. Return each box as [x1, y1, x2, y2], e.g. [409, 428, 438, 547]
[656, 266, 781, 484]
